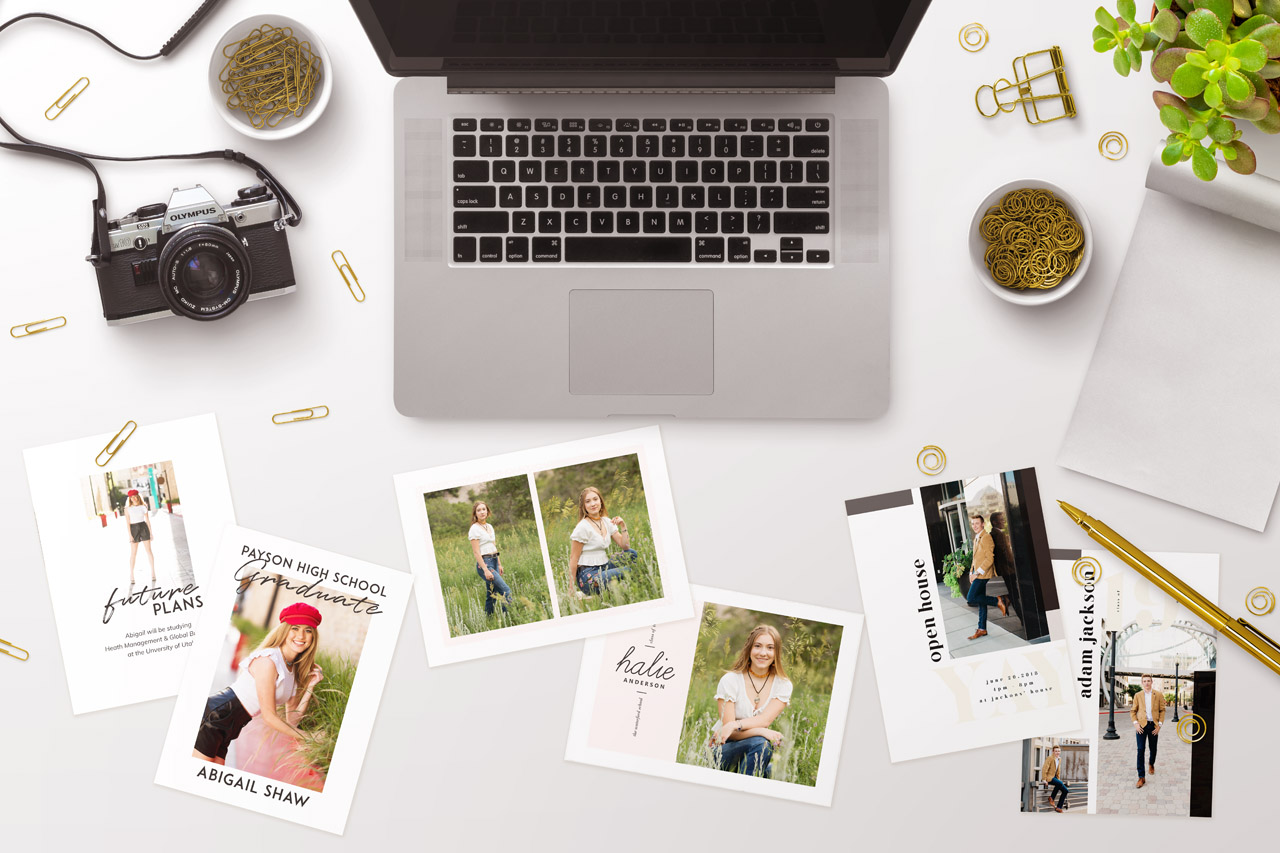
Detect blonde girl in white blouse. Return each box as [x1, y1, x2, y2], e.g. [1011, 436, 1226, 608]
[711, 624, 792, 777]
[468, 500, 511, 617]
[567, 486, 637, 595]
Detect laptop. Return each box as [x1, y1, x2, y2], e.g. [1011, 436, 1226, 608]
[350, 0, 931, 418]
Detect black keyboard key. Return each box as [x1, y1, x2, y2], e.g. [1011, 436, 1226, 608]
[453, 118, 477, 131]
[727, 161, 750, 183]
[597, 160, 621, 182]
[565, 237, 691, 262]
[604, 186, 627, 208]
[558, 135, 582, 157]
[454, 135, 477, 157]
[767, 135, 789, 157]
[578, 186, 600, 207]
[662, 135, 686, 157]
[656, 186, 679, 208]
[682, 186, 705, 208]
[539, 212, 562, 232]
[563, 118, 586, 132]
[629, 186, 652, 208]
[793, 135, 830, 157]
[589, 118, 613, 131]
[781, 238, 804, 250]
[721, 212, 744, 233]
[806, 249, 831, 263]
[498, 187, 522, 208]
[696, 118, 721, 132]
[572, 161, 594, 182]
[747, 211, 770, 233]
[729, 237, 751, 262]
[779, 118, 803, 132]
[708, 185, 731, 208]
[623, 161, 647, 182]
[616, 118, 640, 132]
[565, 211, 589, 233]
[753, 249, 778, 262]
[591, 211, 614, 232]
[512, 211, 536, 233]
[546, 161, 569, 182]
[536, 118, 559, 131]
[689, 135, 711, 157]
[805, 118, 830, 132]
[617, 211, 640, 233]
[701, 161, 724, 182]
[584, 135, 607, 157]
[643, 118, 667, 131]
[750, 119, 775, 132]
[506, 236, 529, 261]
[781, 160, 804, 183]
[610, 136, 634, 158]
[480, 118, 505, 131]
[753, 161, 777, 183]
[453, 236, 477, 262]
[786, 186, 829, 208]
[552, 186, 574, 207]
[480, 135, 502, 156]
[533, 237, 562, 261]
[479, 237, 502, 262]
[806, 161, 829, 183]
[695, 212, 718, 233]
[724, 118, 748, 132]
[781, 251, 803, 263]
[761, 187, 784, 208]
[643, 211, 665, 233]
[519, 161, 543, 182]
[675, 161, 698, 182]
[506, 136, 529, 157]
[695, 236, 725, 261]
[494, 161, 516, 182]
[636, 135, 659, 157]
[741, 135, 764, 157]
[734, 186, 757, 208]
[454, 161, 489, 182]
[669, 211, 692, 233]
[526, 186, 548, 208]
[714, 135, 737, 157]
[509, 119, 532, 131]
[649, 161, 672, 182]
[533, 135, 555, 157]
[454, 211, 509, 233]
[670, 119, 694, 132]
[774, 212, 830, 233]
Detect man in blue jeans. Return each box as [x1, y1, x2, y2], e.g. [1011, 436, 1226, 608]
[1041, 745, 1070, 812]
[966, 513, 1008, 640]
[1130, 673, 1166, 788]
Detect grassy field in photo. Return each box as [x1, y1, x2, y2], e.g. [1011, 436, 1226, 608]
[535, 455, 664, 616]
[425, 477, 555, 636]
[674, 605, 843, 787]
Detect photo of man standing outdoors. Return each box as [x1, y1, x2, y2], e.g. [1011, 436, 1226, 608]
[1131, 673, 1166, 788]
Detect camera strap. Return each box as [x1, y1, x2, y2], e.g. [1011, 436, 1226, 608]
[0, 2, 304, 269]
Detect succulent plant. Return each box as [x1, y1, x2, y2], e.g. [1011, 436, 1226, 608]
[1093, 0, 1280, 180]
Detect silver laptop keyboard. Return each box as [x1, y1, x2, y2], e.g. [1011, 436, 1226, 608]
[450, 116, 833, 265]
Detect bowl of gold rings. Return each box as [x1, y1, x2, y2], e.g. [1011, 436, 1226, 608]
[968, 180, 1093, 305]
[208, 15, 331, 140]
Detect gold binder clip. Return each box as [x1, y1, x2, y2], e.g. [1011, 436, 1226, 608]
[0, 637, 30, 662]
[45, 77, 90, 120]
[332, 250, 365, 302]
[95, 420, 137, 467]
[976, 46, 1076, 124]
[10, 316, 67, 338]
[272, 406, 329, 425]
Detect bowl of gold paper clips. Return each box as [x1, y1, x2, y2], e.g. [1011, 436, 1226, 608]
[968, 180, 1093, 305]
[208, 15, 331, 140]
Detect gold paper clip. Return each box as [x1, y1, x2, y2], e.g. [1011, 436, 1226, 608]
[10, 316, 67, 338]
[272, 406, 329, 425]
[332, 251, 365, 302]
[45, 77, 90, 120]
[95, 420, 137, 467]
[976, 46, 1076, 124]
[0, 637, 30, 662]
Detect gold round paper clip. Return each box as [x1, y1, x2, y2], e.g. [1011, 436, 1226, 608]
[1098, 131, 1129, 161]
[959, 23, 989, 53]
[1177, 712, 1207, 744]
[1247, 586, 1276, 616]
[332, 250, 365, 302]
[916, 445, 946, 475]
[272, 406, 330, 425]
[10, 316, 66, 338]
[1071, 556, 1102, 586]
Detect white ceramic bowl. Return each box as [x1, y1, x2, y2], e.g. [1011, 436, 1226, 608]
[208, 14, 332, 140]
[968, 179, 1093, 306]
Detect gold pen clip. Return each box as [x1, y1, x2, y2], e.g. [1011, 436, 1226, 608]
[45, 77, 90, 120]
[10, 316, 67, 338]
[332, 251, 365, 302]
[1239, 618, 1280, 654]
[95, 420, 137, 467]
[272, 406, 329, 425]
[0, 637, 29, 662]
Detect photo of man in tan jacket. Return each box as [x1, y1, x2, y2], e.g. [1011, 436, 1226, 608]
[1041, 745, 1070, 812]
[965, 514, 1008, 640]
[1130, 673, 1166, 788]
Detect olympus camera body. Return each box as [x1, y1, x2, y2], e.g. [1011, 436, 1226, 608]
[95, 184, 296, 324]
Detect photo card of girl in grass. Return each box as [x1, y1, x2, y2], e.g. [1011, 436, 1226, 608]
[155, 526, 411, 835]
[395, 427, 691, 666]
[22, 414, 235, 714]
[565, 586, 862, 805]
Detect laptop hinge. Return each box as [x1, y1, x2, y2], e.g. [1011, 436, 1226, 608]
[446, 72, 836, 93]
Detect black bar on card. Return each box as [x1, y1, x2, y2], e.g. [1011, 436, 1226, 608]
[845, 490, 913, 516]
[1189, 671, 1216, 818]
[1049, 549, 1082, 561]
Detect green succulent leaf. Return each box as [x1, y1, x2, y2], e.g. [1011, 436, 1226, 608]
[1161, 103, 1193, 132]
[1153, 90, 1195, 116]
[1259, 0, 1280, 19]
[1204, 79, 1225, 106]
[1117, 0, 1137, 24]
[1207, 115, 1237, 141]
[1162, 138, 1185, 165]
[1128, 42, 1143, 71]
[1095, 6, 1120, 33]
[1115, 45, 1133, 75]
[1187, 92, 1211, 110]
[1226, 69, 1254, 100]
[1172, 60, 1210, 94]
[1191, 145, 1218, 180]
[1224, 94, 1271, 120]
[1156, 0, 1172, 9]
[1185, 50, 1213, 68]
[1175, 0, 1195, 14]
[1253, 101, 1280, 132]
[1185, 9, 1226, 45]
[1189, 121, 1209, 139]
[1154, 47, 1195, 81]
[1225, 140, 1258, 173]
[1233, 39, 1269, 71]
[1233, 15, 1274, 40]
[1152, 9, 1182, 41]
[1261, 60, 1280, 77]
[1233, 0, 1253, 18]
[1205, 40, 1229, 63]
[1251, 23, 1280, 55]
[1096, 37, 1117, 52]
[1193, 0, 1233, 26]
[1093, 24, 1114, 42]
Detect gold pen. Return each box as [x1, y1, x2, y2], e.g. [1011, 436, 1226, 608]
[1059, 500, 1280, 679]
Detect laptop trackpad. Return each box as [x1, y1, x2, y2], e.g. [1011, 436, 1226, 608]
[569, 289, 713, 396]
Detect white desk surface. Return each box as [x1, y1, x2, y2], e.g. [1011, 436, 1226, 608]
[2, 0, 1275, 847]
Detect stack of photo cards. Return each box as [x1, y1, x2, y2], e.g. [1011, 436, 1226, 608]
[565, 586, 862, 804]
[844, 469, 1080, 761]
[155, 526, 411, 834]
[1018, 550, 1218, 818]
[23, 414, 235, 713]
[394, 427, 692, 665]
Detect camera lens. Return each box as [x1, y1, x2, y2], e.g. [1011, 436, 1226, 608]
[156, 224, 252, 321]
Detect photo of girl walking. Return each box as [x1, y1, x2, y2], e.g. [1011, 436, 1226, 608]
[124, 490, 155, 586]
[469, 500, 512, 618]
[193, 603, 324, 769]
